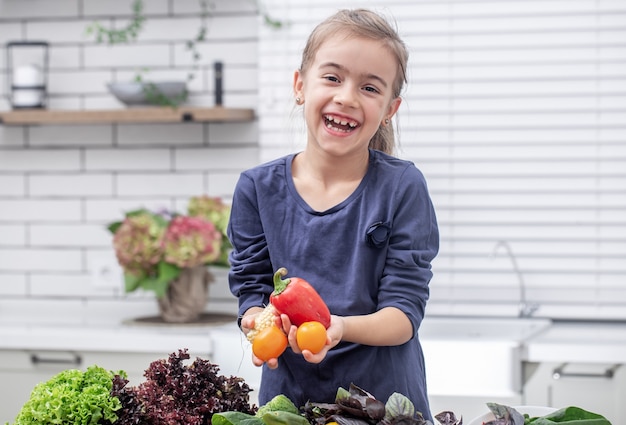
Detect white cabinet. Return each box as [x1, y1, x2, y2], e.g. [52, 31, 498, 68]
[523, 361, 626, 424]
[0, 349, 209, 424]
[421, 317, 552, 422]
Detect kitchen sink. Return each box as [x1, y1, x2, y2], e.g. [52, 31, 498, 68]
[419, 316, 552, 397]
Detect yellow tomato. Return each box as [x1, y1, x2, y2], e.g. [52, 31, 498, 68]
[252, 324, 288, 361]
[296, 321, 327, 354]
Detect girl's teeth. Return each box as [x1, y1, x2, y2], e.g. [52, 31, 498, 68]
[327, 115, 356, 127]
[325, 115, 357, 132]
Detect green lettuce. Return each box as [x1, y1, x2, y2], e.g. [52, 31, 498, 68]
[8, 366, 123, 425]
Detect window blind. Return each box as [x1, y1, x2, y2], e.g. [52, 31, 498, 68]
[258, 0, 626, 320]
[400, 0, 626, 320]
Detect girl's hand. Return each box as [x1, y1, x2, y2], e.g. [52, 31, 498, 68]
[241, 307, 282, 369]
[239, 310, 258, 338]
[283, 314, 343, 363]
[254, 354, 280, 369]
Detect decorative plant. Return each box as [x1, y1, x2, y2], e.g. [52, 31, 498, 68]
[86, 0, 284, 107]
[108, 195, 231, 298]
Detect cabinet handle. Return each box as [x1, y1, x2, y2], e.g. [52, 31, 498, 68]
[552, 362, 621, 380]
[30, 353, 82, 366]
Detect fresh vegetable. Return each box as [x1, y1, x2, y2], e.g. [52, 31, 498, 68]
[213, 395, 304, 425]
[525, 406, 611, 425]
[485, 402, 526, 425]
[434, 411, 462, 425]
[256, 394, 300, 417]
[212, 410, 309, 425]
[261, 411, 310, 425]
[109, 374, 145, 425]
[270, 267, 331, 328]
[383, 391, 431, 425]
[303, 384, 431, 425]
[131, 349, 256, 424]
[9, 365, 122, 425]
[483, 403, 612, 425]
[252, 324, 289, 362]
[245, 303, 288, 362]
[212, 411, 263, 425]
[246, 303, 279, 342]
[296, 321, 328, 354]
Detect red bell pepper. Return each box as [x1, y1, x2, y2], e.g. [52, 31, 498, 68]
[270, 267, 331, 329]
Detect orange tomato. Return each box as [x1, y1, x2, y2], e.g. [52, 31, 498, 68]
[252, 324, 288, 362]
[296, 321, 327, 354]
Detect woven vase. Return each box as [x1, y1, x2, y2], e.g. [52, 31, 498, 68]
[157, 266, 213, 323]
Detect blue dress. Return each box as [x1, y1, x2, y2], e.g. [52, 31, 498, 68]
[227, 149, 439, 420]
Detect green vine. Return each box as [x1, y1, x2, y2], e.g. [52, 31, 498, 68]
[185, 0, 211, 82]
[85, 0, 146, 44]
[86, 0, 284, 107]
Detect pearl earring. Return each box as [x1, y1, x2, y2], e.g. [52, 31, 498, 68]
[384, 118, 390, 125]
[296, 97, 302, 104]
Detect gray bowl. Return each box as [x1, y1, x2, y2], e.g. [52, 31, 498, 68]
[107, 81, 187, 106]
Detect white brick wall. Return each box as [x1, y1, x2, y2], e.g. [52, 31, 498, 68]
[257, 0, 626, 321]
[0, 0, 262, 320]
[3, 0, 624, 323]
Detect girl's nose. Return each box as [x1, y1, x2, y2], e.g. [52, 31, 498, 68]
[333, 85, 358, 107]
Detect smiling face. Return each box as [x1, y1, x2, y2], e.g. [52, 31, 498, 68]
[294, 33, 402, 158]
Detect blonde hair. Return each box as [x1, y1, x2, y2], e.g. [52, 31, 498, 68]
[298, 9, 408, 155]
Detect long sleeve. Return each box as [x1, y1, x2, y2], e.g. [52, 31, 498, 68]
[226, 150, 439, 419]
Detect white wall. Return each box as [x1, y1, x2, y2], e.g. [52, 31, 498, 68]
[258, 0, 626, 320]
[0, 0, 262, 323]
[1, 0, 625, 323]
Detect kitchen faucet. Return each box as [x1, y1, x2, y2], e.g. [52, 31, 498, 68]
[490, 240, 539, 318]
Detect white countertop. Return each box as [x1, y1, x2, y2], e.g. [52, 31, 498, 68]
[421, 316, 552, 342]
[420, 316, 626, 365]
[0, 320, 242, 355]
[524, 320, 626, 364]
[3, 315, 626, 365]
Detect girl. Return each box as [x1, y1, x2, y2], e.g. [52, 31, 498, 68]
[228, 8, 439, 421]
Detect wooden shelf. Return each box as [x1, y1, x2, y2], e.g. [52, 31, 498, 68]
[0, 107, 255, 125]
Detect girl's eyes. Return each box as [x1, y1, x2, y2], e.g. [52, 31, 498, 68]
[322, 75, 381, 94]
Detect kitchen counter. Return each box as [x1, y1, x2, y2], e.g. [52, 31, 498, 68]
[4, 315, 626, 359]
[5, 316, 626, 362]
[0, 302, 242, 355]
[420, 316, 626, 365]
[524, 320, 626, 364]
[421, 316, 552, 341]
[0, 316, 262, 398]
[0, 322, 218, 354]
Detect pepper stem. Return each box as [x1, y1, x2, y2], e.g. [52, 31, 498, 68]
[273, 267, 290, 295]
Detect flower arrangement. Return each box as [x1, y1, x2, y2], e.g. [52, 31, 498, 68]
[108, 195, 231, 298]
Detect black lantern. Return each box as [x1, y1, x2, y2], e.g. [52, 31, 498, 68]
[6, 41, 49, 109]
